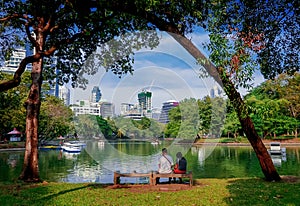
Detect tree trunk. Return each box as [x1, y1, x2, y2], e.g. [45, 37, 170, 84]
[19, 31, 44, 182]
[168, 33, 281, 181]
[220, 74, 281, 181]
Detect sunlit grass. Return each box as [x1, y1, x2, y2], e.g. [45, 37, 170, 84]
[0, 177, 299, 206]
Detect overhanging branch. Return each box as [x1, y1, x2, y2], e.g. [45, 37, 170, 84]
[0, 54, 40, 92]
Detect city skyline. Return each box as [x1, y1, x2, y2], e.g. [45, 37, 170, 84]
[0, 31, 265, 114]
[70, 31, 265, 115]
[70, 31, 219, 114]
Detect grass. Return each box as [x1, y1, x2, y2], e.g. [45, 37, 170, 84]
[0, 177, 299, 206]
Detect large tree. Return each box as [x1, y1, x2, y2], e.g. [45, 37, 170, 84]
[106, 0, 299, 181]
[1, 0, 298, 182]
[0, 0, 157, 182]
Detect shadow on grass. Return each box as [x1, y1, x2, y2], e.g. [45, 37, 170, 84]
[0, 183, 111, 205]
[35, 183, 112, 202]
[224, 177, 300, 206]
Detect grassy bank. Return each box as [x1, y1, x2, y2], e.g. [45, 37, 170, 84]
[0, 177, 299, 206]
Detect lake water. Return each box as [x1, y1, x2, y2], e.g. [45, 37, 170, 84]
[1, 140, 299, 184]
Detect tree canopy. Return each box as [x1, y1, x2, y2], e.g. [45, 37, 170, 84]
[204, 0, 299, 80]
[1, 0, 298, 182]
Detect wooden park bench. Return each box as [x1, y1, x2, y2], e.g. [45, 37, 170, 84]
[113, 171, 193, 186]
[152, 171, 193, 186]
[113, 171, 154, 185]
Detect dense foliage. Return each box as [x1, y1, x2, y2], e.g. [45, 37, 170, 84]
[163, 73, 299, 140]
[164, 97, 226, 139]
[0, 73, 28, 136]
[245, 73, 300, 138]
[204, 0, 299, 81]
[39, 96, 74, 140]
[0, 72, 73, 140]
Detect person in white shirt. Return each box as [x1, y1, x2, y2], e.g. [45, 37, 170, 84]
[157, 148, 174, 184]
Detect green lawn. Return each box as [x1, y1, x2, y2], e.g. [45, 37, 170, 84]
[0, 177, 299, 206]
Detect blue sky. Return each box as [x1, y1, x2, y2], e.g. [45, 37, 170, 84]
[70, 31, 265, 114]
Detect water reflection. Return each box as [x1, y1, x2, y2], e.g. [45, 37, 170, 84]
[7, 153, 20, 168]
[1, 141, 300, 183]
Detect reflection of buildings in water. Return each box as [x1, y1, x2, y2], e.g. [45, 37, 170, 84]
[191, 147, 197, 155]
[198, 147, 206, 167]
[269, 145, 287, 167]
[63, 151, 80, 160]
[192, 146, 217, 167]
[191, 147, 206, 166]
[271, 155, 282, 167]
[73, 164, 103, 182]
[97, 141, 105, 150]
[270, 151, 287, 167]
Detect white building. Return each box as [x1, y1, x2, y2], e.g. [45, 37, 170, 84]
[120, 103, 135, 116]
[71, 99, 115, 119]
[100, 101, 115, 118]
[71, 105, 101, 116]
[71, 100, 101, 116]
[0, 48, 27, 73]
[58, 85, 70, 106]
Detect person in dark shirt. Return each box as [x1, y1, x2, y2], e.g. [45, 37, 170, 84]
[173, 152, 187, 183]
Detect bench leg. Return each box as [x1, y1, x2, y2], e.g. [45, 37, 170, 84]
[113, 172, 120, 185]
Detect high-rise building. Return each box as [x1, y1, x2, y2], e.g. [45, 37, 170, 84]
[91, 86, 102, 103]
[159, 100, 179, 124]
[0, 48, 27, 73]
[151, 108, 161, 121]
[100, 101, 115, 118]
[138, 90, 152, 118]
[58, 85, 70, 106]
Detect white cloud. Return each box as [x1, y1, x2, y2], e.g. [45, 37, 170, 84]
[71, 31, 214, 113]
[71, 30, 265, 114]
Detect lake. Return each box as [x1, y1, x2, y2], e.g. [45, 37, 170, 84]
[1, 140, 299, 184]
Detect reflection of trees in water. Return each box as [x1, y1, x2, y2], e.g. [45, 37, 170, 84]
[2, 145, 300, 183]
[0, 151, 23, 181]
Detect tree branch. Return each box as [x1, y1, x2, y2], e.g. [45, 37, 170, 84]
[0, 54, 41, 92]
[25, 23, 36, 46]
[43, 30, 86, 57]
[0, 13, 23, 21]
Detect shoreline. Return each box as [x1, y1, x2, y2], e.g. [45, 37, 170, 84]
[1, 140, 300, 152]
[193, 142, 300, 147]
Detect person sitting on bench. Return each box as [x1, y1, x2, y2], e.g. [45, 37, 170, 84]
[173, 152, 187, 183]
[157, 148, 174, 184]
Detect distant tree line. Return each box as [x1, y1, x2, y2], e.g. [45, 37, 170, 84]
[92, 73, 300, 140]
